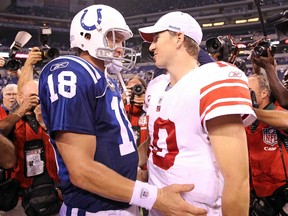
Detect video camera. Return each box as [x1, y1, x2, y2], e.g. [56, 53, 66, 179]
[206, 35, 238, 63]
[4, 31, 32, 71]
[206, 35, 237, 55]
[38, 27, 60, 64]
[234, 58, 247, 72]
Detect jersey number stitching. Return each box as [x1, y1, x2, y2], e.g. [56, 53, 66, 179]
[152, 118, 179, 170]
[112, 97, 136, 156]
[48, 71, 77, 102]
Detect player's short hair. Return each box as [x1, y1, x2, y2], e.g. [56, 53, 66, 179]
[168, 31, 199, 58]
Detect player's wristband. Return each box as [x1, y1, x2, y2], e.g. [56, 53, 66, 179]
[129, 180, 158, 210]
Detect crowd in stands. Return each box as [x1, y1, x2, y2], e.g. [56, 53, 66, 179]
[3, 0, 286, 19]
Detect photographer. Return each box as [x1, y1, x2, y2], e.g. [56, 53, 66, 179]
[1, 84, 17, 113]
[122, 76, 148, 147]
[251, 46, 288, 109]
[246, 74, 288, 216]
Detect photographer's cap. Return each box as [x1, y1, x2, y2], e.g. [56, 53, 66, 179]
[139, 11, 203, 45]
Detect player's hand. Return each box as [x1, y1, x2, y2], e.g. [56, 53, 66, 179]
[153, 184, 207, 216]
[137, 167, 148, 182]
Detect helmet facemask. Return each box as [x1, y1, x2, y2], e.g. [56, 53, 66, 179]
[95, 29, 137, 71]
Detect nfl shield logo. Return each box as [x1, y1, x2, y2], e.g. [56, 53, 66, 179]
[262, 128, 278, 145]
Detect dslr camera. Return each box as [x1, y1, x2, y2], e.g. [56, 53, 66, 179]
[130, 84, 145, 102]
[4, 55, 22, 71]
[252, 38, 277, 57]
[4, 31, 32, 71]
[38, 27, 60, 64]
[234, 58, 247, 73]
[206, 35, 237, 55]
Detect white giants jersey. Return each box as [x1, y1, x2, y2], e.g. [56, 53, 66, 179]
[144, 61, 256, 215]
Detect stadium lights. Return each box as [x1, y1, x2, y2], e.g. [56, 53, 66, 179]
[248, 18, 259, 22]
[236, 19, 247, 24]
[213, 22, 224, 26]
[202, 23, 213, 27]
[271, 40, 280, 45]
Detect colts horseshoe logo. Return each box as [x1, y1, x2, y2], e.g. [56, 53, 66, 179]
[80, 8, 102, 31]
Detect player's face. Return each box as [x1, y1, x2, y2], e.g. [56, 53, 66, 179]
[149, 31, 176, 69]
[106, 31, 125, 58]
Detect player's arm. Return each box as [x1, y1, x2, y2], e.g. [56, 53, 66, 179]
[207, 114, 249, 216]
[138, 135, 150, 167]
[254, 108, 288, 130]
[55, 131, 207, 216]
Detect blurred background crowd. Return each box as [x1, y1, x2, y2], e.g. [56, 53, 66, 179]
[0, 0, 287, 93]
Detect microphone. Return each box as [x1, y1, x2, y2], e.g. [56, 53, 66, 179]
[266, 10, 288, 23]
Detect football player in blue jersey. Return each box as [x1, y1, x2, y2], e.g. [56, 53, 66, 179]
[39, 4, 207, 216]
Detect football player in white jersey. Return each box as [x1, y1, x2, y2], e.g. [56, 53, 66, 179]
[138, 11, 256, 216]
[39, 4, 207, 216]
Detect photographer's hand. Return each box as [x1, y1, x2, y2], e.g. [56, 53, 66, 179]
[133, 93, 145, 107]
[25, 47, 42, 66]
[18, 47, 42, 94]
[17, 93, 40, 115]
[0, 57, 5, 67]
[252, 48, 276, 73]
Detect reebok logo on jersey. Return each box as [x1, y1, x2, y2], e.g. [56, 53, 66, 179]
[228, 71, 242, 78]
[50, 62, 69, 71]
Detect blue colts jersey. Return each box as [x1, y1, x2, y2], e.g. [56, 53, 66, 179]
[39, 55, 138, 213]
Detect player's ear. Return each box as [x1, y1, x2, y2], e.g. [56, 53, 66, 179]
[176, 32, 184, 48]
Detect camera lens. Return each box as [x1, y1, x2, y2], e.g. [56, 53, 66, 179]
[132, 84, 145, 95]
[5, 59, 21, 71]
[46, 48, 60, 59]
[42, 47, 60, 60]
[206, 37, 223, 54]
[253, 46, 265, 56]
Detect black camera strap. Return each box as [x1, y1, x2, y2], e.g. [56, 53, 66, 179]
[276, 130, 288, 182]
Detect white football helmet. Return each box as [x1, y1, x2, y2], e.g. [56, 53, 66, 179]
[70, 4, 136, 70]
